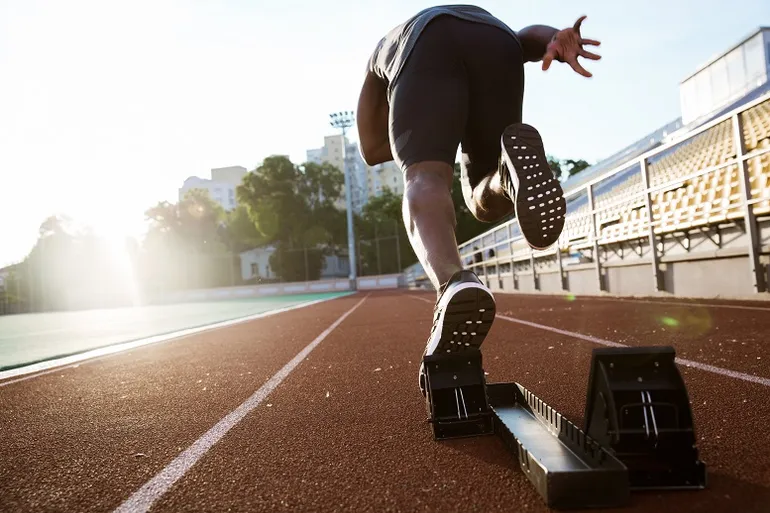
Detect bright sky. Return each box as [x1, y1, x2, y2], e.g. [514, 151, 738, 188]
[1, 0, 768, 266]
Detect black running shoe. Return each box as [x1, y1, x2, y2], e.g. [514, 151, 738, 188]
[418, 270, 496, 396]
[499, 123, 567, 250]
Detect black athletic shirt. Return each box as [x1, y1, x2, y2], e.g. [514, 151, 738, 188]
[367, 5, 521, 96]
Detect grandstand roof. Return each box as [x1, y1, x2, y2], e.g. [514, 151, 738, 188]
[680, 26, 769, 84]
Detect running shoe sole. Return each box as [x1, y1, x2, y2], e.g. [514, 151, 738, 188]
[425, 283, 496, 356]
[500, 123, 567, 250]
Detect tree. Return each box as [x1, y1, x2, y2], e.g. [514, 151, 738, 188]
[0, 266, 26, 314]
[7, 216, 144, 312]
[222, 205, 264, 253]
[563, 158, 591, 178]
[236, 156, 346, 281]
[547, 155, 564, 180]
[547, 156, 591, 181]
[356, 189, 412, 275]
[143, 189, 235, 292]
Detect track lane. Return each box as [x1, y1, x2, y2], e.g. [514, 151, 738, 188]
[481, 293, 770, 378]
[435, 292, 770, 512]
[151, 292, 550, 513]
[0, 295, 360, 512]
[148, 295, 770, 513]
[149, 291, 770, 513]
[3, 290, 769, 512]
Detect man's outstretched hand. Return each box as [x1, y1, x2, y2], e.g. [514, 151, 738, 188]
[542, 16, 601, 77]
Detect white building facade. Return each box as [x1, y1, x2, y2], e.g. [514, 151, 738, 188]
[179, 165, 247, 211]
[367, 161, 403, 198]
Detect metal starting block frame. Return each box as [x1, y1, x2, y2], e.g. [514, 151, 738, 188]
[583, 346, 707, 490]
[422, 349, 494, 440]
[421, 345, 706, 510]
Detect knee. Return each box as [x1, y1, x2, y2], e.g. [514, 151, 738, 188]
[403, 171, 454, 218]
[403, 163, 454, 209]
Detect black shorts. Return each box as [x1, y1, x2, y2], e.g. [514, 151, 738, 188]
[388, 16, 524, 189]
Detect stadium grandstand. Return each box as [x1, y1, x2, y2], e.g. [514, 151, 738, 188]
[406, 26, 770, 300]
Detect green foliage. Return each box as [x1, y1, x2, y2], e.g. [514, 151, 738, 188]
[562, 158, 591, 177]
[355, 188, 410, 274]
[5, 217, 145, 311]
[238, 156, 346, 281]
[547, 155, 564, 180]
[145, 189, 226, 252]
[222, 205, 264, 253]
[142, 189, 237, 293]
[547, 156, 592, 181]
[268, 246, 326, 283]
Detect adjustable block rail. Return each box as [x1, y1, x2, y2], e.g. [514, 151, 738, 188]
[487, 382, 630, 509]
[421, 345, 706, 509]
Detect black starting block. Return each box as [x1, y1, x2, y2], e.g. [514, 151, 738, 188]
[422, 349, 494, 440]
[422, 345, 707, 509]
[583, 346, 707, 490]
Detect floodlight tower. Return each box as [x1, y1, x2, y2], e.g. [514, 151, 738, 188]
[329, 110, 357, 283]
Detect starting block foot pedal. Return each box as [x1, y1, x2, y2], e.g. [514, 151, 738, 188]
[422, 349, 494, 440]
[583, 346, 707, 490]
[488, 382, 630, 510]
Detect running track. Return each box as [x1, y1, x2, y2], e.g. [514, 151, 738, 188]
[1, 291, 769, 512]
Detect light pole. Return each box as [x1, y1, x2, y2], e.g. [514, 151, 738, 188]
[329, 111, 357, 284]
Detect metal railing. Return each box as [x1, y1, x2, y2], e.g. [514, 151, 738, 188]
[457, 92, 770, 294]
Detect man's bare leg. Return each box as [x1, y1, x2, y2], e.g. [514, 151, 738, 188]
[402, 161, 463, 291]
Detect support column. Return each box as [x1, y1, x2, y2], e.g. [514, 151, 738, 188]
[640, 157, 663, 292]
[588, 184, 604, 292]
[732, 113, 766, 293]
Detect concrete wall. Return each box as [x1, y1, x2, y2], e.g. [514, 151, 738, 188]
[488, 250, 769, 300]
[663, 256, 755, 298]
[161, 274, 406, 303]
[605, 263, 656, 297]
[356, 273, 404, 290]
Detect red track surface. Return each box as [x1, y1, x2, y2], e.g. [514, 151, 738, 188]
[2, 291, 770, 512]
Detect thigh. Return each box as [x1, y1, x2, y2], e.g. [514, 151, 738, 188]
[459, 23, 525, 190]
[388, 18, 468, 171]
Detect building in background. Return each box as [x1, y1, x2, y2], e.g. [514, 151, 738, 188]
[211, 166, 248, 185]
[306, 135, 368, 213]
[239, 246, 350, 281]
[367, 161, 404, 198]
[178, 165, 247, 211]
[239, 246, 277, 281]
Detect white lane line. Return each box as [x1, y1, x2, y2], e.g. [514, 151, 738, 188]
[589, 297, 770, 312]
[113, 295, 367, 513]
[0, 294, 353, 387]
[410, 295, 770, 387]
[496, 314, 770, 387]
[487, 292, 770, 312]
